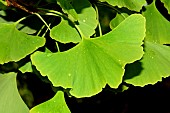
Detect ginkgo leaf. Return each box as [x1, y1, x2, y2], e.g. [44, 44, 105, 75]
[31, 14, 145, 97]
[0, 72, 29, 113]
[72, 0, 97, 38]
[124, 41, 170, 86]
[19, 62, 33, 73]
[0, 22, 45, 64]
[160, 0, 170, 14]
[110, 13, 129, 29]
[100, 0, 146, 12]
[50, 18, 81, 43]
[57, 0, 78, 21]
[143, 1, 170, 44]
[30, 91, 70, 113]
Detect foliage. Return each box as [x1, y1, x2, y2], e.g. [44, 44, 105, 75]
[0, 0, 170, 112]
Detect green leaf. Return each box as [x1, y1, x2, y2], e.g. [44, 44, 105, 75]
[50, 18, 81, 43]
[30, 91, 70, 113]
[0, 22, 45, 64]
[143, 1, 170, 44]
[0, 72, 29, 113]
[31, 14, 145, 97]
[19, 62, 33, 73]
[57, 0, 78, 21]
[72, 0, 97, 38]
[160, 0, 170, 14]
[124, 41, 170, 86]
[110, 13, 129, 29]
[100, 0, 146, 11]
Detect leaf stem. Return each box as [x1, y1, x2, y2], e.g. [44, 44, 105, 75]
[94, 3, 102, 37]
[39, 8, 85, 38]
[34, 13, 51, 31]
[96, 2, 126, 19]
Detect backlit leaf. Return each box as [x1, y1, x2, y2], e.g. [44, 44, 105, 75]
[30, 91, 70, 113]
[31, 14, 145, 97]
[0, 72, 29, 113]
[143, 1, 170, 44]
[124, 41, 170, 86]
[0, 22, 45, 64]
[50, 18, 81, 43]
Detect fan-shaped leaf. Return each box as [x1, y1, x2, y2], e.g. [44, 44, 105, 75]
[30, 91, 70, 113]
[31, 14, 145, 97]
[125, 41, 170, 86]
[50, 18, 81, 43]
[0, 72, 29, 113]
[0, 22, 45, 64]
[143, 1, 170, 44]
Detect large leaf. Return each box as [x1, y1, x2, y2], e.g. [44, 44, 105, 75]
[0, 72, 29, 113]
[31, 14, 145, 97]
[30, 91, 70, 113]
[0, 22, 45, 64]
[143, 1, 170, 44]
[124, 41, 170, 86]
[100, 0, 146, 12]
[160, 0, 170, 14]
[50, 18, 81, 43]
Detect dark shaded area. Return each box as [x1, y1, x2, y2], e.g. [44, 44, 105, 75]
[66, 78, 170, 113]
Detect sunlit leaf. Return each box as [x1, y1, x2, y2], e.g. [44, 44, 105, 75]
[71, 0, 97, 37]
[30, 91, 70, 113]
[31, 14, 145, 97]
[124, 41, 170, 86]
[143, 1, 170, 44]
[57, 0, 78, 21]
[110, 13, 129, 29]
[19, 62, 33, 73]
[0, 72, 29, 113]
[50, 18, 81, 43]
[100, 0, 146, 11]
[0, 22, 45, 64]
[160, 0, 170, 14]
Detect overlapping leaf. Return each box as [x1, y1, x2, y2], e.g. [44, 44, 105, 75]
[50, 18, 81, 43]
[0, 72, 29, 113]
[51, 0, 97, 43]
[125, 41, 170, 86]
[143, 1, 170, 44]
[57, 0, 78, 21]
[0, 22, 45, 64]
[124, 1, 170, 86]
[32, 14, 145, 97]
[99, 0, 146, 12]
[30, 91, 70, 113]
[160, 0, 170, 14]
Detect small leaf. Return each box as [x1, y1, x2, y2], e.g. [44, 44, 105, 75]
[0, 22, 45, 64]
[19, 62, 33, 73]
[50, 18, 81, 43]
[72, 0, 97, 38]
[30, 91, 70, 113]
[31, 14, 145, 97]
[125, 41, 170, 86]
[0, 72, 29, 113]
[160, 0, 170, 14]
[143, 1, 170, 44]
[110, 13, 129, 29]
[57, 0, 78, 21]
[100, 0, 146, 11]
